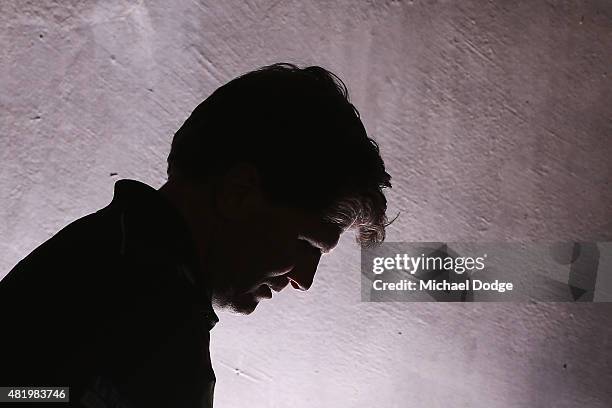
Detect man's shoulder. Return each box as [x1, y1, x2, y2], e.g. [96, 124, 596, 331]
[0, 204, 128, 383]
[1, 205, 123, 289]
[1, 178, 177, 290]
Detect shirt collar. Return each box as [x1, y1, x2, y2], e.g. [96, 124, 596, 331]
[110, 179, 219, 329]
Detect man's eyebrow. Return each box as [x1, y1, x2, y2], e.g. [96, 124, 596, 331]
[299, 236, 331, 254]
[299, 224, 341, 254]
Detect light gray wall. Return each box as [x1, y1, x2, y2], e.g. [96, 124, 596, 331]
[1, 1, 611, 407]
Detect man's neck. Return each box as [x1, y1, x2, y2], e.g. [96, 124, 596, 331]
[158, 178, 215, 293]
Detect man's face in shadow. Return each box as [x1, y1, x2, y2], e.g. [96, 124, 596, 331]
[206, 165, 342, 314]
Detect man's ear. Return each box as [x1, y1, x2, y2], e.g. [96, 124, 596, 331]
[215, 163, 265, 220]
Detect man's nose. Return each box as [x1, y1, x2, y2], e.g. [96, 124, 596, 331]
[286, 241, 322, 291]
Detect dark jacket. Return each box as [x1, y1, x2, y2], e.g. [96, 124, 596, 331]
[0, 179, 218, 408]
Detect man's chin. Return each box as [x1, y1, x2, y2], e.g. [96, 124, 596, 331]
[212, 285, 275, 315]
[220, 293, 261, 315]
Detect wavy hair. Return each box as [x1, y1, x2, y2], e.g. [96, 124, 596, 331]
[167, 63, 392, 246]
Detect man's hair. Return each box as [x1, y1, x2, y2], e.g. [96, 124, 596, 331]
[167, 62, 392, 247]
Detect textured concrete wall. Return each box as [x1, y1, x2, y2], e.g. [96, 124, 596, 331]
[1, 1, 611, 407]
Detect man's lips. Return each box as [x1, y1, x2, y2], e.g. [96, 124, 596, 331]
[251, 277, 291, 299]
[266, 277, 291, 292]
[256, 284, 273, 299]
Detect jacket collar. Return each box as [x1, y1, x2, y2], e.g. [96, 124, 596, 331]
[110, 179, 219, 329]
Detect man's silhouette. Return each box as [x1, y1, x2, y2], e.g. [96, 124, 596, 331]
[0, 63, 391, 407]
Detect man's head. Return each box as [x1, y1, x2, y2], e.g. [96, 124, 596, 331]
[165, 63, 391, 314]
